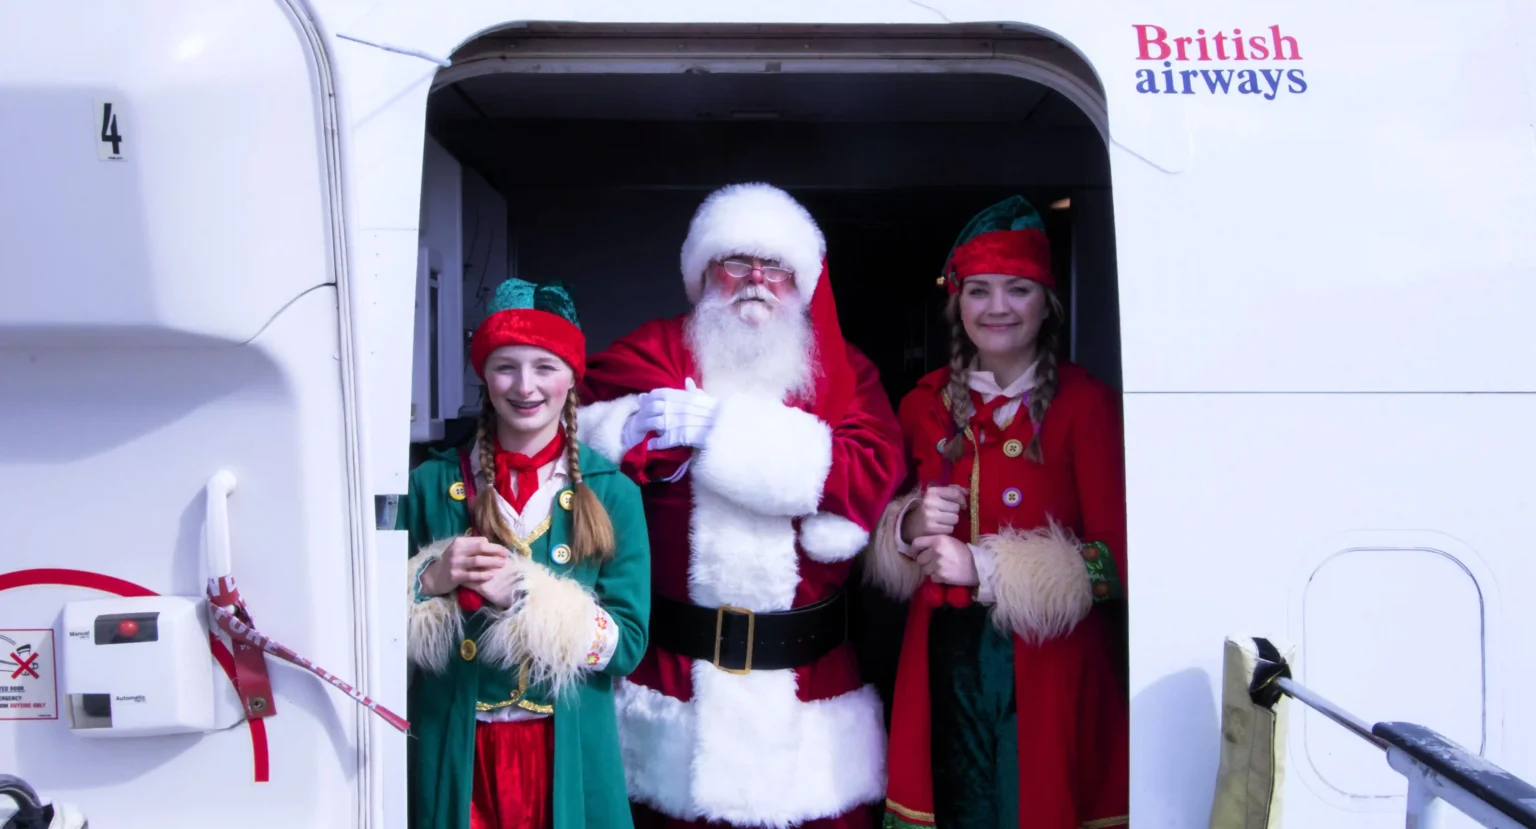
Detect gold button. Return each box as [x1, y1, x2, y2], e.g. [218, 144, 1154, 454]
[551, 544, 572, 565]
[558, 490, 574, 511]
[1002, 439, 1024, 458]
[460, 639, 477, 661]
[448, 481, 466, 501]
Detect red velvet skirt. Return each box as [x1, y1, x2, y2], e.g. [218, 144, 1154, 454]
[471, 718, 554, 829]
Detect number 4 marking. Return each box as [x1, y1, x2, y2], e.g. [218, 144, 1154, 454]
[96, 99, 126, 161]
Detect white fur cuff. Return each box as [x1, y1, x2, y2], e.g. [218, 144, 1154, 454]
[863, 491, 924, 601]
[799, 512, 870, 563]
[478, 557, 603, 699]
[692, 395, 833, 517]
[407, 541, 461, 673]
[577, 395, 643, 465]
[980, 521, 1094, 644]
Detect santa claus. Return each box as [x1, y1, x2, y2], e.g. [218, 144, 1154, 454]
[577, 182, 907, 829]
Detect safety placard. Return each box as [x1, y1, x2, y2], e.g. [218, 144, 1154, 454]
[0, 630, 58, 720]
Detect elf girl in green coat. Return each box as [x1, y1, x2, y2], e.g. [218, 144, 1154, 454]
[399, 277, 651, 829]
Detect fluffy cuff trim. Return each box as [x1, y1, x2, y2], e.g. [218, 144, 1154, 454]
[799, 512, 870, 563]
[981, 521, 1094, 644]
[680, 182, 826, 304]
[863, 490, 924, 600]
[692, 395, 833, 517]
[407, 541, 461, 673]
[478, 557, 603, 699]
[577, 395, 642, 465]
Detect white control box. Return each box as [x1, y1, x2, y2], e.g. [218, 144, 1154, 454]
[61, 597, 218, 738]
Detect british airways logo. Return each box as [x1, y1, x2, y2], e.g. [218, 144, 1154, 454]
[1133, 25, 1307, 100]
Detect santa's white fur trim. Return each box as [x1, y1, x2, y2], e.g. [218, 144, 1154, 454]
[689, 484, 801, 611]
[863, 490, 924, 600]
[478, 556, 601, 699]
[576, 395, 642, 465]
[615, 678, 700, 819]
[407, 541, 461, 673]
[615, 674, 887, 827]
[799, 512, 870, 564]
[982, 521, 1094, 644]
[680, 182, 825, 304]
[692, 394, 833, 518]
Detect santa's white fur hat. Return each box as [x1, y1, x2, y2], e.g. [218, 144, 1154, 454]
[679, 183, 826, 304]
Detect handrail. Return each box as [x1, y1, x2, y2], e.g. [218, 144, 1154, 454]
[1258, 666, 1536, 828]
[1274, 677, 1388, 752]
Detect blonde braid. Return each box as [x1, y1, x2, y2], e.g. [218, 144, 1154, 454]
[940, 293, 973, 464]
[1023, 290, 1067, 463]
[471, 397, 515, 547]
[563, 389, 615, 565]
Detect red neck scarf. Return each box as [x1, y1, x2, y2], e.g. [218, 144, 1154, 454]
[493, 429, 566, 514]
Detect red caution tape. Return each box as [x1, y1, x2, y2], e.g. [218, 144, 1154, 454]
[207, 576, 408, 733]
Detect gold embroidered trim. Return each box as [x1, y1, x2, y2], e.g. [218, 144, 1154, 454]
[467, 516, 552, 559]
[474, 662, 553, 713]
[883, 799, 935, 822]
[1083, 816, 1129, 828]
[508, 516, 552, 559]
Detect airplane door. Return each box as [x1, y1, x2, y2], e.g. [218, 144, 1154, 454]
[0, 2, 385, 827]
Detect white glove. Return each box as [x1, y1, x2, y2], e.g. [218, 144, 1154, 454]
[619, 406, 652, 455]
[634, 378, 718, 451]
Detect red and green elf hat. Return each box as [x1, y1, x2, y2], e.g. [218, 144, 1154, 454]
[469, 278, 587, 380]
[939, 194, 1054, 293]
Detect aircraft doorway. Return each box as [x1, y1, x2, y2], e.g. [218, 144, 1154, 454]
[409, 23, 1122, 710]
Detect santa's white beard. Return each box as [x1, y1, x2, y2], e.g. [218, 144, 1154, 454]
[685, 288, 816, 402]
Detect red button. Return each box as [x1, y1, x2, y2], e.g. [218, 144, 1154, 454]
[117, 620, 139, 638]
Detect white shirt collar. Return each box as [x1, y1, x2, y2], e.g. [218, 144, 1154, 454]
[967, 357, 1038, 401]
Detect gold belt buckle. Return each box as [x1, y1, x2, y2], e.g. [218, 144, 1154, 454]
[713, 605, 755, 675]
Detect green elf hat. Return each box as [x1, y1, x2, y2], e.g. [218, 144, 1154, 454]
[469, 278, 586, 380]
[939, 195, 1055, 294]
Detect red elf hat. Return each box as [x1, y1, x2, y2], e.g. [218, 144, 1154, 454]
[939, 195, 1055, 293]
[469, 278, 587, 380]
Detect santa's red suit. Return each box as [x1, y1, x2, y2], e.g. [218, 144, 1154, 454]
[577, 183, 906, 828]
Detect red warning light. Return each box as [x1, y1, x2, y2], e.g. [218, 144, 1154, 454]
[118, 619, 139, 638]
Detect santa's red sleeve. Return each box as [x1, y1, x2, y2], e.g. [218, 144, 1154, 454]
[1070, 378, 1128, 601]
[688, 344, 906, 563]
[576, 317, 692, 476]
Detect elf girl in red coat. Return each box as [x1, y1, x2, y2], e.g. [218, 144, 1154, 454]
[864, 195, 1129, 829]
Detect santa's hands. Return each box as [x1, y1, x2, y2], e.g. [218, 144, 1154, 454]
[419, 536, 512, 596]
[635, 378, 719, 450]
[900, 484, 968, 545]
[911, 534, 980, 587]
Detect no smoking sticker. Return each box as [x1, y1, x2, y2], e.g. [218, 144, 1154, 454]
[0, 630, 58, 720]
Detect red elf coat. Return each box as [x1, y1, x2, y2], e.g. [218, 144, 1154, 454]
[880, 360, 1129, 829]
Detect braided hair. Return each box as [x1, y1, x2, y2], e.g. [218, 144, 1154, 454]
[942, 287, 1066, 464]
[470, 395, 515, 548]
[562, 388, 615, 565]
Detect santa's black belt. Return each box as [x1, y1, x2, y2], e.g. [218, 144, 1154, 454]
[649, 590, 848, 674]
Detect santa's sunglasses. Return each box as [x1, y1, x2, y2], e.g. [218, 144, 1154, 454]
[718, 258, 793, 282]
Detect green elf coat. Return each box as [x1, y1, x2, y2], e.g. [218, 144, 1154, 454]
[399, 440, 651, 829]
